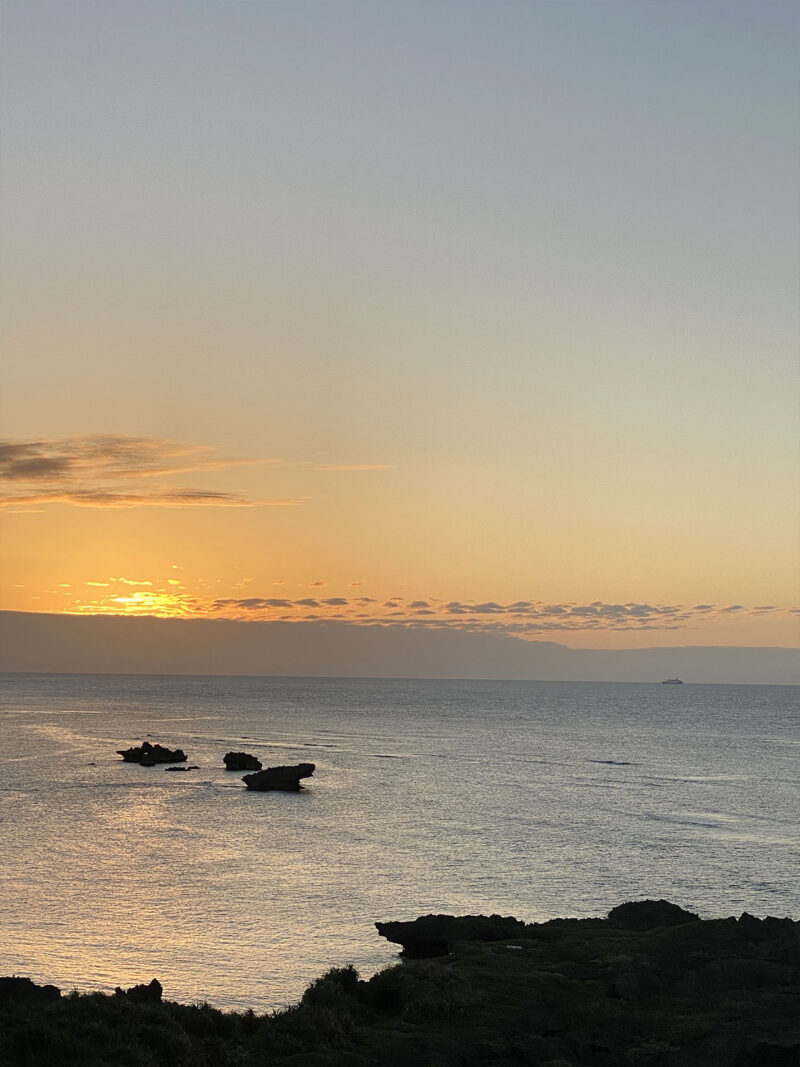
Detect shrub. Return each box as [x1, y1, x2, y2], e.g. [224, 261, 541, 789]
[364, 961, 480, 1023]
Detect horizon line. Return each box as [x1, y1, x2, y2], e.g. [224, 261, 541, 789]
[1, 668, 797, 688]
[1, 609, 798, 654]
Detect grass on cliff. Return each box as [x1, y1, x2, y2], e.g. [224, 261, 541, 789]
[2, 916, 796, 1067]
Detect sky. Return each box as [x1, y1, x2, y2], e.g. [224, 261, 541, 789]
[1, 0, 798, 655]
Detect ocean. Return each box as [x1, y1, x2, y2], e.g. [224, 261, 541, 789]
[1, 673, 798, 1012]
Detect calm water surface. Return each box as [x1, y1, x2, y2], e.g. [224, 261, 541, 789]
[1, 674, 798, 1010]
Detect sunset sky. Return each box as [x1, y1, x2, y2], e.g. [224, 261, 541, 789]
[1, 0, 798, 652]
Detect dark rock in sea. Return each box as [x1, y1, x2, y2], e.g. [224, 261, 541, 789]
[607, 898, 700, 930]
[0, 977, 60, 1003]
[116, 742, 187, 765]
[223, 751, 262, 771]
[114, 979, 163, 1002]
[165, 765, 199, 771]
[242, 762, 315, 791]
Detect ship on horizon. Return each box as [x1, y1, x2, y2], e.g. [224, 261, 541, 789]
[661, 677, 684, 685]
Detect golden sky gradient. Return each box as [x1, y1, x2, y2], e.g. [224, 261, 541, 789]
[1, 2, 798, 654]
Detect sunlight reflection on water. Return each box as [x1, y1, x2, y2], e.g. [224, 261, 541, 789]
[1, 675, 798, 1010]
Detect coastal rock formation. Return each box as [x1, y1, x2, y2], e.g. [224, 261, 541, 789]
[1, 902, 799, 1066]
[116, 742, 187, 765]
[607, 898, 699, 930]
[375, 899, 702, 958]
[223, 751, 262, 771]
[0, 977, 60, 1004]
[375, 913, 530, 959]
[115, 979, 162, 1002]
[370, 902, 800, 1064]
[242, 762, 315, 791]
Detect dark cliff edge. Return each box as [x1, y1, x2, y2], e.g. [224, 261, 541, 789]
[1, 900, 798, 1066]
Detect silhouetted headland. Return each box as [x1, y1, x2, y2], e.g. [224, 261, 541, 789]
[2, 899, 797, 1065]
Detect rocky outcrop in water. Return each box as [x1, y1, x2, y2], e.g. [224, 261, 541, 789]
[116, 742, 187, 765]
[223, 751, 262, 771]
[242, 762, 315, 791]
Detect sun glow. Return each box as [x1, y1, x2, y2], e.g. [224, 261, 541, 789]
[51, 573, 799, 648]
[73, 588, 200, 618]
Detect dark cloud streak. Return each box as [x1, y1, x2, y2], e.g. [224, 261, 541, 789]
[0, 434, 296, 510]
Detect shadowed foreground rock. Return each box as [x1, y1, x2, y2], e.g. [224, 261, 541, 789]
[116, 741, 187, 765]
[242, 762, 315, 791]
[0, 978, 60, 1004]
[223, 751, 263, 771]
[114, 979, 162, 1002]
[2, 900, 798, 1066]
[607, 898, 700, 930]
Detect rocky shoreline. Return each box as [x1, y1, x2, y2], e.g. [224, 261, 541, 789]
[1, 900, 798, 1066]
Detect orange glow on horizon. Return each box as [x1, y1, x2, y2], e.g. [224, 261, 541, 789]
[4, 572, 791, 652]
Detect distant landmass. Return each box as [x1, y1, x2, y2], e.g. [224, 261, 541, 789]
[0, 611, 797, 684]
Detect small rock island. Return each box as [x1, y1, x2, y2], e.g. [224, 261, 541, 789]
[242, 762, 315, 791]
[223, 751, 263, 771]
[116, 742, 187, 766]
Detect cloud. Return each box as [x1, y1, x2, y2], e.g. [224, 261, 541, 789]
[0, 488, 300, 509]
[0, 435, 268, 482]
[66, 578, 797, 636]
[0, 454, 74, 481]
[472, 602, 505, 614]
[216, 597, 294, 610]
[312, 463, 395, 472]
[0, 434, 292, 510]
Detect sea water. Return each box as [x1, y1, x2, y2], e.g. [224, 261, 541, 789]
[1, 673, 798, 1011]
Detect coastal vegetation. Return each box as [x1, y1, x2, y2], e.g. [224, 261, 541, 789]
[2, 901, 797, 1066]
